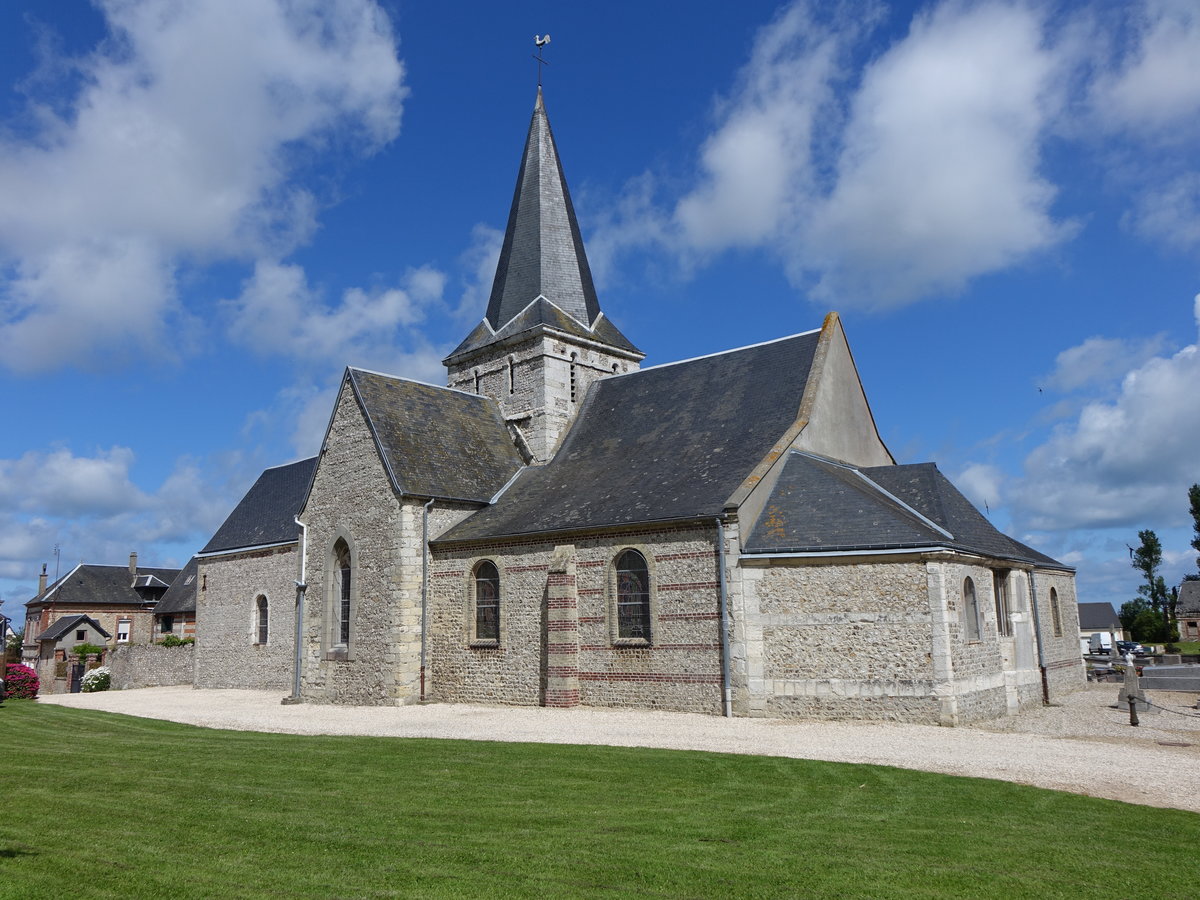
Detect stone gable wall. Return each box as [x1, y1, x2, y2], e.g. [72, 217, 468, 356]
[108, 644, 194, 689]
[429, 523, 723, 714]
[194, 545, 298, 691]
[299, 385, 408, 705]
[1031, 570, 1086, 696]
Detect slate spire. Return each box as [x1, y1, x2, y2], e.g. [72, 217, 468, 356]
[485, 86, 602, 330]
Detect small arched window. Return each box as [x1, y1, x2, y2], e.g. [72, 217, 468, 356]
[962, 577, 980, 642]
[334, 539, 351, 646]
[474, 561, 500, 642]
[256, 595, 269, 644]
[616, 549, 651, 641]
[508, 356, 515, 394]
[1049, 587, 1062, 637]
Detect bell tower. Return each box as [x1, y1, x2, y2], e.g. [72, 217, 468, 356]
[444, 87, 644, 463]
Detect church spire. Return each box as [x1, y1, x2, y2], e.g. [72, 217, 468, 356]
[485, 86, 601, 331]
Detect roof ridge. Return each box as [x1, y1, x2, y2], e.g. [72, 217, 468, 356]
[348, 366, 491, 400]
[617, 328, 821, 378]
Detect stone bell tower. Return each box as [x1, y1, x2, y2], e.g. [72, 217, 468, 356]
[444, 87, 644, 463]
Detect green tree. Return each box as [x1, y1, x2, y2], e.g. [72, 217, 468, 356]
[1131, 529, 1169, 620]
[1119, 598, 1148, 635]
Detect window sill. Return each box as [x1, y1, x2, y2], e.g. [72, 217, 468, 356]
[325, 647, 350, 662]
[469, 639, 500, 650]
[613, 638, 652, 648]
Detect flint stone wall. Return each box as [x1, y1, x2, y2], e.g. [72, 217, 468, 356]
[430, 523, 723, 714]
[194, 545, 297, 691]
[108, 644, 194, 689]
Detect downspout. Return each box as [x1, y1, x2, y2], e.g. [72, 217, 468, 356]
[420, 498, 435, 701]
[287, 517, 307, 704]
[715, 517, 732, 718]
[1027, 570, 1049, 705]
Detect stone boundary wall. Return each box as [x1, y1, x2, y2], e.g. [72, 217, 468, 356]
[108, 644, 194, 689]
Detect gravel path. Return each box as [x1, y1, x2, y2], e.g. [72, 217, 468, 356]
[38, 683, 1200, 813]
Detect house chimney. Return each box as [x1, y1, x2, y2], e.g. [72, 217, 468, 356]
[38, 563, 48, 595]
[129, 551, 138, 576]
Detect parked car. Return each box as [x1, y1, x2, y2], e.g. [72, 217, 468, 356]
[1115, 640, 1148, 657]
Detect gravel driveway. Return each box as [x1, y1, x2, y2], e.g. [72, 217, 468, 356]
[39, 683, 1200, 813]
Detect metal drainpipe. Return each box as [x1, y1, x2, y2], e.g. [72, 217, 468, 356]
[420, 498, 435, 701]
[290, 517, 307, 703]
[1027, 570, 1049, 704]
[715, 517, 732, 718]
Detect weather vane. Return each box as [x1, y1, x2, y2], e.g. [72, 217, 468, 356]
[534, 34, 550, 87]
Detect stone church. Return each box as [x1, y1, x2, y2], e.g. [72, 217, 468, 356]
[195, 87, 1084, 724]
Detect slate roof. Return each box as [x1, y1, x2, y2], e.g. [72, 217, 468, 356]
[447, 299, 640, 361]
[38, 614, 111, 643]
[436, 332, 821, 543]
[27, 563, 181, 608]
[743, 451, 1068, 569]
[1177, 580, 1200, 617]
[155, 557, 199, 615]
[1077, 601, 1121, 630]
[446, 88, 640, 364]
[350, 370, 525, 503]
[202, 457, 317, 554]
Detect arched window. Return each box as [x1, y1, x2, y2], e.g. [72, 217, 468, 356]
[962, 577, 980, 642]
[256, 595, 269, 644]
[569, 352, 578, 403]
[334, 539, 351, 647]
[616, 549, 651, 641]
[1049, 587, 1062, 637]
[474, 561, 500, 642]
[508, 356, 515, 394]
[993, 570, 1012, 637]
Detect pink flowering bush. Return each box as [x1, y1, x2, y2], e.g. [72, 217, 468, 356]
[4, 663, 39, 699]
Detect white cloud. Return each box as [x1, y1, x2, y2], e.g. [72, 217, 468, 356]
[801, 1, 1071, 306]
[596, 1, 1075, 308]
[1012, 294, 1200, 531]
[222, 259, 446, 377]
[0, 0, 405, 373]
[1092, 0, 1200, 134]
[0, 446, 147, 517]
[450, 223, 504, 323]
[955, 463, 1006, 512]
[673, 2, 859, 253]
[1043, 333, 1169, 392]
[1127, 173, 1200, 252]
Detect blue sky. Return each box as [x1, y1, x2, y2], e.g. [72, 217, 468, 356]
[2, 0, 1199, 625]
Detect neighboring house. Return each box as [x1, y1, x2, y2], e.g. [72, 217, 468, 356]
[273, 86, 1084, 725]
[1177, 581, 1200, 642]
[153, 557, 199, 641]
[31, 614, 111, 694]
[193, 458, 316, 691]
[23, 554, 180, 667]
[1077, 601, 1124, 646]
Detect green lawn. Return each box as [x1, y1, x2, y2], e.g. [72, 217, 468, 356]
[1, 701, 1197, 899]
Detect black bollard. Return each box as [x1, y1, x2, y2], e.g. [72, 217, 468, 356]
[1128, 695, 1139, 727]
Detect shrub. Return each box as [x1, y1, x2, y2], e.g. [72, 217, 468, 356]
[159, 635, 194, 647]
[4, 663, 39, 699]
[81, 666, 112, 693]
[73, 642, 106, 660]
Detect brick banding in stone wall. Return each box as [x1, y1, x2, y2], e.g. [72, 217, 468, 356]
[580, 643, 720, 652]
[659, 582, 719, 591]
[577, 560, 606, 568]
[546, 621, 577, 631]
[546, 599, 576, 609]
[659, 612, 720, 621]
[580, 672, 720, 684]
[654, 551, 718, 562]
[578, 616, 605, 624]
[578, 588, 603, 596]
[505, 564, 550, 573]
